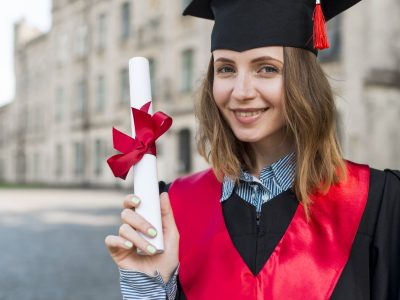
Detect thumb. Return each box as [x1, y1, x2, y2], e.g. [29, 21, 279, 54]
[160, 192, 177, 230]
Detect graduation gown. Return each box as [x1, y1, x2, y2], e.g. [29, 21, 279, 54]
[161, 163, 400, 299]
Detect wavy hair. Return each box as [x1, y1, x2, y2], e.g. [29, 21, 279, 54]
[195, 47, 346, 217]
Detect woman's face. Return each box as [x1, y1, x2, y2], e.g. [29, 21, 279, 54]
[213, 46, 286, 148]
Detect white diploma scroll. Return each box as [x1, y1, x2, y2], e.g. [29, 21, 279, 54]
[129, 57, 164, 254]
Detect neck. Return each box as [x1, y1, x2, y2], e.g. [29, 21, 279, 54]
[249, 134, 294, 177]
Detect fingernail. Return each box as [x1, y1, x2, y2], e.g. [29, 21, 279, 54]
[131, 196, 140, 205]
[124, 241, 133, 249]
[147, 228, 157, 237]
[147, 245, 156, 254]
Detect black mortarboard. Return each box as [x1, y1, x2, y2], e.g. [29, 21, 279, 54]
[183, 0, 362, 54]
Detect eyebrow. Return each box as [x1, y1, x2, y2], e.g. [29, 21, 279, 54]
[214, 56, 283, 64]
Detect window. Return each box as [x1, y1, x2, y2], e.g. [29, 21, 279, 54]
[55, 144, 63, 176]
[27, 110, 33, 133]
[76, 80, 87, 114]
[97, 13, 107, 50]
[318, 17, 341, 62]
[73, 142, 85, 176]
[57, 33, 68, 65]
[0, 159, 4, 180]
[120, 68, 129, 103]
[95, 139, 104, 176]
[121, 2, 131, 40]
[149, 58, 156, 98]
[0, 126, 3, 147]
[21, 110, 28, 132]
[96, 75, 106, 111]
[55, 88, 64, 121]
[181, 49, 194, 93]
[75, 25, 88, 58]
[178, 128, 192, 174]
[33, 152, 40, 178]
[16, 152, 26, 178]
[34, 106, 41, 132]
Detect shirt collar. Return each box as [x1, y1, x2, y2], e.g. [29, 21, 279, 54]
[220, 152, 296, 202]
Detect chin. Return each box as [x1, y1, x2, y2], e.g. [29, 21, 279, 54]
[233, 132, 262, 143]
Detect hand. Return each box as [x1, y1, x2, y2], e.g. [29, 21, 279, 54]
[105, 192, 179, 283]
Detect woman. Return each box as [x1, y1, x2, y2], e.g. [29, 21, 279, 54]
[105, 0, 400, 299]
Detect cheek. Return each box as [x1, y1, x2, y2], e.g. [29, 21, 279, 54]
[212, 79, 231, 107]
[259, 79, 284, 107]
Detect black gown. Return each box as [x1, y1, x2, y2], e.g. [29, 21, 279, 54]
[160, 168, 400, 299]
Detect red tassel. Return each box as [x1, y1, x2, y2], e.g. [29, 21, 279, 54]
[313, 1, 329, 50]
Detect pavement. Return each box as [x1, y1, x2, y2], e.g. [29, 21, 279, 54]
[0, 188, 128, 300]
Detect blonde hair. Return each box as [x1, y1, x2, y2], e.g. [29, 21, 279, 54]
[195, 47, 346, 216]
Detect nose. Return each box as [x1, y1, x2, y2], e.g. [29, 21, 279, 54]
[231, 73, 257, 101]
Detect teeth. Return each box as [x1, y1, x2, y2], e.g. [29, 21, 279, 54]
[235, 109, 265, 117]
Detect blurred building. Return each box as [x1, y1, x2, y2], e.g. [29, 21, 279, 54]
[0, 0, 399, 187]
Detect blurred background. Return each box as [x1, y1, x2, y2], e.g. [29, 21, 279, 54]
[0, 0, 399, 299]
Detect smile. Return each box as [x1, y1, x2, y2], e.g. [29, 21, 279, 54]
[231, 108, 269, 124]
[235, 110, 266, 117]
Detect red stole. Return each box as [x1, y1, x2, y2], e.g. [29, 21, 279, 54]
[169, 161, 370, 300]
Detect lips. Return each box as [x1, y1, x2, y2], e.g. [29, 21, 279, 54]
[231, 108, 269, 124]
[235, 110, 265, 117]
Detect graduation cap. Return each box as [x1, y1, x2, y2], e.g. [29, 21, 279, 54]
[183, 0, 362, 54]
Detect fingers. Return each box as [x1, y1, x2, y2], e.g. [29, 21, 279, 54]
[118, 224, 157, 255]
[113, 193, 176, 257]
[104, 235, 134, 253]
[160, 192, 177, 228]
[121, 208, 158, 238]
[123, 194, 141, 209]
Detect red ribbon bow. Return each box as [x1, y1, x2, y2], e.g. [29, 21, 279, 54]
[107, 101, 172, 179]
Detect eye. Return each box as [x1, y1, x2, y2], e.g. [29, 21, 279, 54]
[259, 65, 279, 73]
[216, 65, 235, 74]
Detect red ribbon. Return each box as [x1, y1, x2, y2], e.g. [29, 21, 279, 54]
[107, 101, 172, 179]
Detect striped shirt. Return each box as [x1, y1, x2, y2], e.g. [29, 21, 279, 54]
[119, 152, 296, 299]
[221, 152, 296, 212]
[120, 266, 179, 300]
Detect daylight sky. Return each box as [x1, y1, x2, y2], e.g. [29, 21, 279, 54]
[0, 0, 51, 107]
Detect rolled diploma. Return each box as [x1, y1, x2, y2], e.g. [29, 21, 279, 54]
[129, 57, 164, 253]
